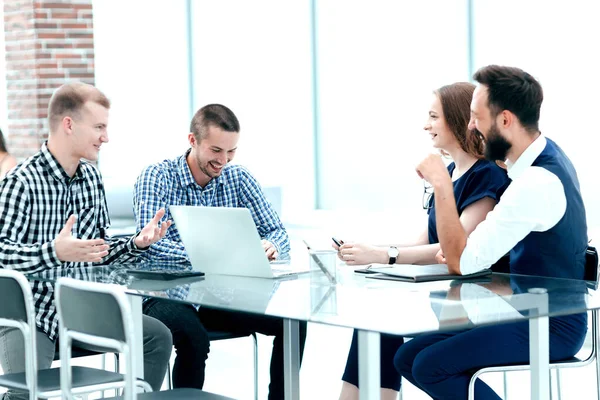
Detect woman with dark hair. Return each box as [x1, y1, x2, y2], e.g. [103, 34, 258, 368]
[0, 128, 17, 179]
[335, 82, 510, 400]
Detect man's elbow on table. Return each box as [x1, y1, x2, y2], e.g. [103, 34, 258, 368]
[444, 240, 467, 275]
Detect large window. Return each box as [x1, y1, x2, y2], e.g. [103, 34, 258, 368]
[315, 0, 469, 217]
[85, 0, 600, 231]
[94, 0, 191, 186]
[471, 0, 600, 230]
[189, 0, 315, 219]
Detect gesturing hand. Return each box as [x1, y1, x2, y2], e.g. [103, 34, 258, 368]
[135, 208, 172, 249]
[261, 239, 279, 261]
[55, 215, 109, 263]
[416, 154, 448, 186]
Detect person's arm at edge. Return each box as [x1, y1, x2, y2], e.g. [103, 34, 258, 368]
[133, 165, 189, 263]
[238, 168, 290, 255]
[431, 174, 466, 274]
[341, 197, 496, 265]
[0, 177, 62, 272]
[459, 167, 566, 274]
[94, 169, 144, 264]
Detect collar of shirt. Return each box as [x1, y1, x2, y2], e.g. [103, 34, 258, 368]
[506, 134, 546, 181]
[40, 142, 85, 184]
[176, 148, 230, 189]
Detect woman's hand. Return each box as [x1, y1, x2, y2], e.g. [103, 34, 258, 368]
[338, 242, 387, 265]
[435, 248, 447, 264]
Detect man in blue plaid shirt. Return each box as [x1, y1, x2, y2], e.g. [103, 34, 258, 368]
[134, 104, 307, 399]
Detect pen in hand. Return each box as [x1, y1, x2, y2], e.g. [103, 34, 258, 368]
[302, 240, 336, 283]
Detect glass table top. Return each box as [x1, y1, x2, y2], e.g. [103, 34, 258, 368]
[28, 259, 600, 337]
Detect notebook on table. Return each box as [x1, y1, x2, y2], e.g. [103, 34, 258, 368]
[366, 264, 492, 283]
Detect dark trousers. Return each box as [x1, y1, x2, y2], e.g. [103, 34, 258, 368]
[393, 315, 587, 400]
[143, 298, 308, 400]
[342, 329, 404, 391]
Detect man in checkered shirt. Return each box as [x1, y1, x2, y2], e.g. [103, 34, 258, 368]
[134, 104, 307, 399]
[0, 82, 173, 397]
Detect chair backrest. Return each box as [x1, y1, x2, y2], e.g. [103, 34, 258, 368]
[0, 269, 39, 399]
[56, 278, 138, 399]
[0, 269, 32, 323]
[57, 281, 127, 343]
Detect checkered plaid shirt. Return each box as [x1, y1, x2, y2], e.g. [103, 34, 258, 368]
[0, 143, 144, 340]
[134, 149, 290, 263]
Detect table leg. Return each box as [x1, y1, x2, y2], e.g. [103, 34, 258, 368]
[128, 295, 144, 380]
[528, 288, 549, 400]
[358, 330, 380, 400]
[284, 319, 300, 400]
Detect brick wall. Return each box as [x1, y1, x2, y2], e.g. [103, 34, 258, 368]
[3, 0, 95, 159]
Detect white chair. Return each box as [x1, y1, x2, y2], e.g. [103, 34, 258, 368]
[468, 246, 600, 400]
[165, 330, 259, 400]
[0, 269, 147, 399]
[55, 276, 234, 399]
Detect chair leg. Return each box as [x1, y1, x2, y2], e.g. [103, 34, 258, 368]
[597, 350, 600, 400]
[100, 353, 107, 399]
[167, 359, 173, 390]
[555, 369, 562, 400]
[503, 371, 508, 399]
[549, 370, 554, 400]
[252, 333, 258, 400]
[114, 353, 120, 397]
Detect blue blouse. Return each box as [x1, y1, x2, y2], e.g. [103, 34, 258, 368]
[427, 159, 510, 244]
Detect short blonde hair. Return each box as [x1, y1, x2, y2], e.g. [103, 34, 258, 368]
[48, 82, 110, 132]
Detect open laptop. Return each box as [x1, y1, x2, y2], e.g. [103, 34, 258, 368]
[169, 206, 308, 279]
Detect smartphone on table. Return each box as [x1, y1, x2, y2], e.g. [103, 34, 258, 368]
[332, 237, 344, 247]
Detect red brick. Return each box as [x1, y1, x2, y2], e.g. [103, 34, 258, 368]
[38, 72, 66, 79]
[60, 22, 89, 29]
[44, 42, 73, 49]
[73, 42, 93, 49]
[60, 62, 89, 69]
[38, 3, 76, 9]
[54, 53, 82, 59]
[38, 31, 66, 39]
[35, 52, 53, 59]
[67, 71, 94, 79]
[67, 32, 93, 39]
[50, 11, 77, 19]
[35, 22, 58, 29]
[72, 3, 92, 10]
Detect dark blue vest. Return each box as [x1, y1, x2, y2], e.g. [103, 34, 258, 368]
[510, 138, 588, 279]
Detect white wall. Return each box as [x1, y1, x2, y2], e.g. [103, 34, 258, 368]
[93, 0, 191, 187]
[315, 0, 469, 216]
[26, 0, 600, 234]
[472, 0, 600, 231]
[0, 6, 8, 136]
[189, 0, 315, 219]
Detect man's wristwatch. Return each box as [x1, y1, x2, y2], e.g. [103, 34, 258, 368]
[387, 246, 399, 265]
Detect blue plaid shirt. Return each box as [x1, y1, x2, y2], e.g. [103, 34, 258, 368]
[134, 149, 290, 263]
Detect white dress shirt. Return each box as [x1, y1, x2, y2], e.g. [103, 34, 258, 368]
[460, 135, 567, 275]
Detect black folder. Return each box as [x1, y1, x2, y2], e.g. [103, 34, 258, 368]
[366, 264, 492, 283]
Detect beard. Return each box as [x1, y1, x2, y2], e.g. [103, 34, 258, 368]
[483, 123, 512, 161]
